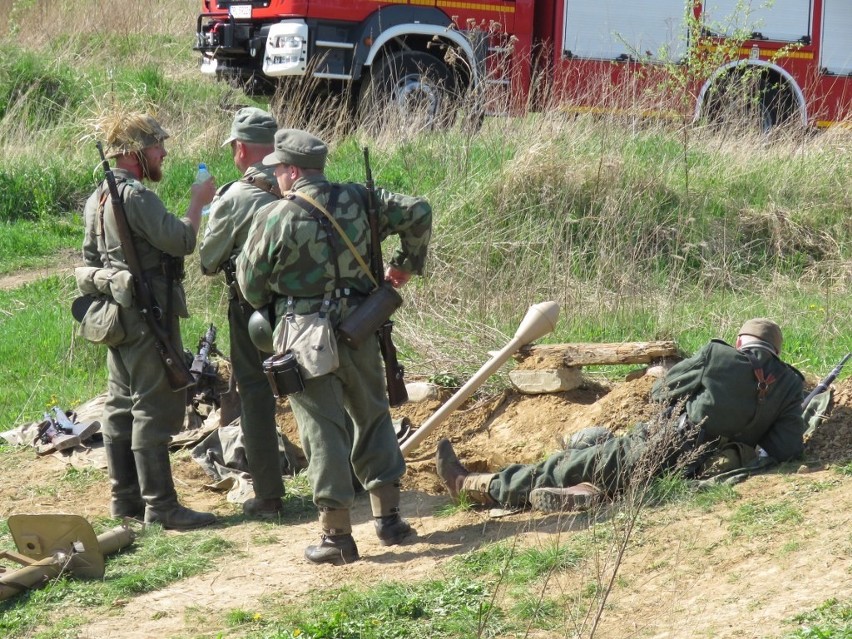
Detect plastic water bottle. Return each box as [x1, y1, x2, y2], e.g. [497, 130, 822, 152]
[195, 163, 212, 216]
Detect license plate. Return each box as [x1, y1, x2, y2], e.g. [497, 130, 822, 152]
[229, 4, 251, 18]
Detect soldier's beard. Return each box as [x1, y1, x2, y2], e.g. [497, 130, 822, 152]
[137, 152, 163, 182]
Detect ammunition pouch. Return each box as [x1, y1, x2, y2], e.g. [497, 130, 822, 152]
[263, 351, 305, 398]
[337, 283, 402, 349]
[75, 295, 126, 347]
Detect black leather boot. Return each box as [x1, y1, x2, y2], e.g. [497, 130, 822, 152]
[369, 481, 414, 546]
[304, 534, 360, 565]
[135, 446, 217, 530]
[103, 439, 145, 519]
[305, 508, 359, 565]
[374, 514, 413, 546]
[243, 497, 285, 520]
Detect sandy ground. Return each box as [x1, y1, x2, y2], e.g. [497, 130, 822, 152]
[2, 263, 851, 638]
[2, 369, 851, 638]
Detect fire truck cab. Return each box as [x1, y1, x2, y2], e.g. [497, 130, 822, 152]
[194, 1, 851, 129]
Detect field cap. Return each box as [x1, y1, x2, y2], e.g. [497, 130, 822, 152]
[262, 128, 327, 170]
[222, 107, 278, 146]
[738, 318, 782, 354]
[104, 113, 169, 158]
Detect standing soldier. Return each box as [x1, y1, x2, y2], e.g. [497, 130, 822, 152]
[199, 107, 287, 519]
[81, 112, 217, 529]
[236, 129, 432, 565]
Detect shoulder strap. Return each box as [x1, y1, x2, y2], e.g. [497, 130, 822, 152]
[242, 174, 281, 197]
[290, 190, 378, 288]
[742, 348, 777, 403]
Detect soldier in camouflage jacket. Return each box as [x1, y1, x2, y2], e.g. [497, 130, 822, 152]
[236, 129, 432, 565]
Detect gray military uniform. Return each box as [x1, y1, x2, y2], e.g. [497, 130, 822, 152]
[490, 340, 805, 507]
[82, 169, 197, 449]
[198, 163, 284, 500]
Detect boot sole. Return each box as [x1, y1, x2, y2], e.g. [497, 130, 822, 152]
[529, 488, 600, 513]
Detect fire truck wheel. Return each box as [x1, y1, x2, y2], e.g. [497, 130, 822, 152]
[358, 50, 459, 133]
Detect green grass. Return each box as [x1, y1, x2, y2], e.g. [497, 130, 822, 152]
[0, 525, 234, 638]
[239, 578, 504, 639]
[782, 599, 852, 639]
[727, 500, 804, 539]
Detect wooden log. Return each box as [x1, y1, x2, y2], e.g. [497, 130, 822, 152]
[514, 341, 681, 369]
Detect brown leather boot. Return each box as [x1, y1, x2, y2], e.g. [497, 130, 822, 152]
[435, 438, 469, 500]
[304, 508, 359, 566]
[436, 438, 496, 505]
[529, 483, 603, 513]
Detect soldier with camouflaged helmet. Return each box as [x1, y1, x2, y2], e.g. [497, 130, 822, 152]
[198, 107, 288, 520]
[236, 128, 432, 565]
[81, 112, 217, 530]
[437, 319, 806, 513]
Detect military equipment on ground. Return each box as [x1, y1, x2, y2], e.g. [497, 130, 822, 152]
[400, 300, 560, 455]
[0, 514, 135, 601]
[802, 353, 850, 410]
[96, 141, 196, 391]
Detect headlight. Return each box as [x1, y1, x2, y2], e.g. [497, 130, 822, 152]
[271, 35, 303, 50]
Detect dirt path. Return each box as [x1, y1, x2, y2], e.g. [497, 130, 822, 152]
[0, 250, 78, 291]
[3, 377, 851, 638]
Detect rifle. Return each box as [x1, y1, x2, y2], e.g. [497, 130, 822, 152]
[96, 142, 195, 391]
[190, 323, 218, 382]
[364, 147, 409, 407]
[801, 352, 851, 410]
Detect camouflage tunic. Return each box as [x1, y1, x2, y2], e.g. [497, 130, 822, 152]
[491, 340, 805, 506]
[198, 163, 285, 500]
[81, 169, 197, 448]
[235, 173, 432, 511]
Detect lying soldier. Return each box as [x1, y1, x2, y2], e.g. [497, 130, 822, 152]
[436, 318, 805, 512]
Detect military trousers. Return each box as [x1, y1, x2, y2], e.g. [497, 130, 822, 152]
[288, 336, 405, 511]
[489, 430, 650, 508]
[228, 300, 285, 500]
[101, 307, 186, 450]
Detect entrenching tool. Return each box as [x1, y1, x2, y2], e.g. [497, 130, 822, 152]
[399, 301, 560, 456]
[0, 514, 135, 601]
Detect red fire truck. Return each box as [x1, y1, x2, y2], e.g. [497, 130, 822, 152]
[194, 1, 851, 129]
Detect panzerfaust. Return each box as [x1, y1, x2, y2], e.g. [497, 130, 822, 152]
[400, 301, 560, 456]
[0, 514, 135, 601]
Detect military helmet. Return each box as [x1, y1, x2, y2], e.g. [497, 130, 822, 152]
[101, 112, 170, 158]
[248, 308, 274, 353]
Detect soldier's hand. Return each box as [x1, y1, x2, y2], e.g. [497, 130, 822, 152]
[191, 174, 217, 206]
[385, 266, 411, 288]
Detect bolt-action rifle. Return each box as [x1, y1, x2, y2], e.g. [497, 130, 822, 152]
[96, 142, 195, 391]
[363, 147, 408, 407]
[802, 352, 851, 410]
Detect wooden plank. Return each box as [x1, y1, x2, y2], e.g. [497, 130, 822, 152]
[515, 341, 681, 368]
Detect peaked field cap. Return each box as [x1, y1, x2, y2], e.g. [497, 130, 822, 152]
[738, 318, 783, 353]
[221, 107, 278, 146]
[262, 128, 328, 169]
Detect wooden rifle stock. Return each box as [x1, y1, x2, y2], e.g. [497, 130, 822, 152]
[96, 142, 195, 391]
[379, 320, 408, 407]
[364, 147, 408, 405]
